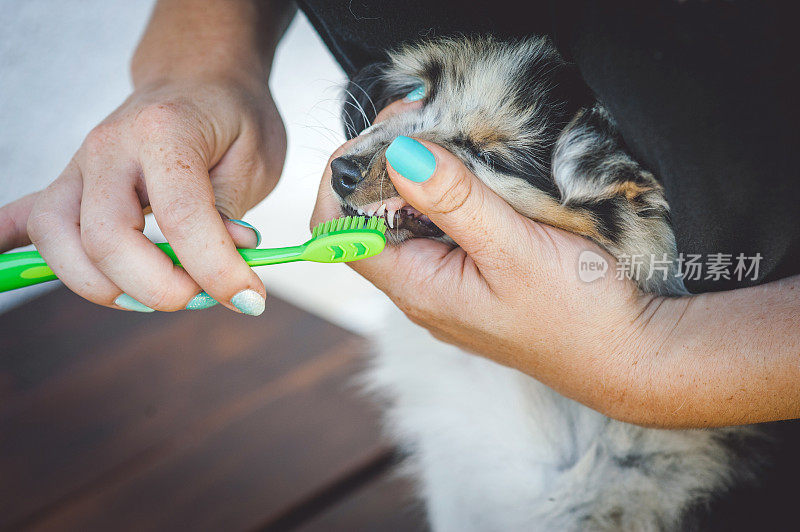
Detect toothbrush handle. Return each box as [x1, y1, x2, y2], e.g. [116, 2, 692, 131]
[155, 243, 307, 267]
[0, 243, 306, 294]
[0, 250, 57, 293]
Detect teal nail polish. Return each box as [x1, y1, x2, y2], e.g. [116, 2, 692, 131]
[404, 85, 426, 102]
[229, 219, 262, 247]
[231, 289, 265, 316]
[385, 136, 436, 183]
[114, 293, 155, 313]
[185, 291, 219, 310]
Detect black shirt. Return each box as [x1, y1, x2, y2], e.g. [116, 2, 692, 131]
[297, 0, 800, 294]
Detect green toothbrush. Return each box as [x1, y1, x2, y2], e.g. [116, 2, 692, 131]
[0, 215, 386, 293]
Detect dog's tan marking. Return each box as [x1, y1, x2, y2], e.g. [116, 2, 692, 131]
[609, 181, 658, 202]
[532, 201, 607, 245]
[499, 183, 607, 245]
[468, 120, 508, 147]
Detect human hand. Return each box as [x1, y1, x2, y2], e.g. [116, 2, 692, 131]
[311, 133, 657, 416]
[0, 79, 285, 315]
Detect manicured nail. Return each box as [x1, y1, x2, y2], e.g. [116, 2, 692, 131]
[185, 291, 219, 310]
[385, 136, 436, 182]
[404, 85, 426, 102]
[114, 293, 155, 313]
[231, 289, 265, 316]
[229, 219, 262, 247]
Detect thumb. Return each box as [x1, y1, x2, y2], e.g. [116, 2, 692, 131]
[384, 136, 529, 268]
[210, 169, 267, 250]
[220, 213, 262, 249]
[0, 192, 39, 252]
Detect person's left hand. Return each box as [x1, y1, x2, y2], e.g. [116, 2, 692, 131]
[311, 133, 663, 420]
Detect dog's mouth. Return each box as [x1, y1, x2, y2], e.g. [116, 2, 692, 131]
[341, 196, 443, 239]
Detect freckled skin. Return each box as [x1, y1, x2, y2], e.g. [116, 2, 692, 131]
[0, 0, 292, 314]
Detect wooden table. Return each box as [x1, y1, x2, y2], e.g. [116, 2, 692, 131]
[0, 287, 426, 531]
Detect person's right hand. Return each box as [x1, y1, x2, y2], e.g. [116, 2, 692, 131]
[0, 78, 286, 315]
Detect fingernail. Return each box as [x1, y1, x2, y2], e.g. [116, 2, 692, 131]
[385, 136, 436, 182]
[114, 293, 155, 313]
[229, 219, 262, 247]
[185, 291, 219, 310]
[404, 85, 426, 102]
[231, 289, 265, 316]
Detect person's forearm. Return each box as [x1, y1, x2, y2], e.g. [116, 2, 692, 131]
[606, 274, 800, 429]
[132, 0, 294, 89]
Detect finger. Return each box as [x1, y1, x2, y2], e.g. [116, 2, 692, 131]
[310, 153, 453, 298]
[349, 237, 458, 303]
[26, 162, 128, 308]
[0, 191, 39, 252]
[222, 215, 261, 249]
[384, 136, 533, 273]
[312, 172, 489, 332]
[80, 157, 202, 312]
[372, 94, 425, 124]
[141, 142, 266, 316]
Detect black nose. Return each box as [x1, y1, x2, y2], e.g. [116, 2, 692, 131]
[330, 156, 363, 198]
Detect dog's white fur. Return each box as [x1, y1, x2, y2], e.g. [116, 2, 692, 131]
[369, 307, 759, 531]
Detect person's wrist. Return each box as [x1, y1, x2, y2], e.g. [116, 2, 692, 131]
[623, 292, 691, 358]
[133, 67, 269, 96]
[571, 263, 651, 363]
[558, 276, 658, 419]
[593, 290, 694, 425]
[131, 41, 270, 94]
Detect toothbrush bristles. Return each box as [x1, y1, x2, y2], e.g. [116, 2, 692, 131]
[311, 215, 386, 238]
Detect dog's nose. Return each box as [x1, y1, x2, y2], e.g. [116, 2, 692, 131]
[330, 156, 363, 198]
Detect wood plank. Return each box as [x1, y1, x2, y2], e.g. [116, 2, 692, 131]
[297, 468, 427, 532]
[0, 286, 160, 398]
[0, 287, 389, 531]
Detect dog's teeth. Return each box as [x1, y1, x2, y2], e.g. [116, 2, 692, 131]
[376, 204, 386, 217]
[387, 208, 396, 228]
[357, 208, 364, 215]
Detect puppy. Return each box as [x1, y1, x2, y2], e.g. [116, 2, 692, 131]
[329, 37, 760, 530]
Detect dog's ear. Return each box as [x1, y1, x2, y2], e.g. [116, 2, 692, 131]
[341, 61, 403, 139]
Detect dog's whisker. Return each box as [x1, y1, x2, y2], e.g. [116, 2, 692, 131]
[348, 79, 378, 119]
[301, 121, 342, 146]
[343, 87, 372, 128]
